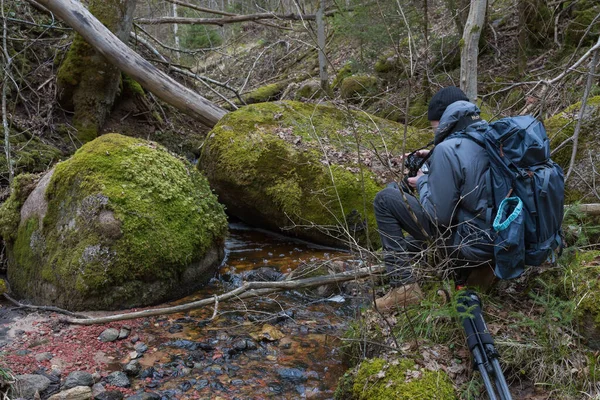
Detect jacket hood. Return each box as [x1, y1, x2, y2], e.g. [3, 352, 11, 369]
[434, 101, 481, 145]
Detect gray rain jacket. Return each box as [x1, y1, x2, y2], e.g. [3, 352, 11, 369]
[416, 100, 494, 261]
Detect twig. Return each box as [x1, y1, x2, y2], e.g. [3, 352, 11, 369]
[3, 293, 90, 319]
[63, 265, 385, 325]
[565, 36, 600, 182]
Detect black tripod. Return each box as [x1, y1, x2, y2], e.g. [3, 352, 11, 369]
[457, 290, 513, 400]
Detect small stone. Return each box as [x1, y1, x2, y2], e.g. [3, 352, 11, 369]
[91, 382, 105, 397]
[104, 372, 130, 388]
[139, 367, 155, 379]
[125, 392, 161, 400]
[63, 371, 94, 390]
[133, 342, 148, 354]
[168, 324, 183, 333]
[35, 352, 54, 362]
[195, 379, 209, 390]
[95, 390, 124, 400]
[129, 335, 139, 344]
[48, 385, 92, 400]
[15, 349, 31, 356]
[277, 368, 307, 383]
[129, 351, 140, 360]
[98, 328, 120, 343]
[118, 327, 130, 340]
[123, 360, 141, 376]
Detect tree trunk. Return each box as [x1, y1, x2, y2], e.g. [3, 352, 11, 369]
[460, 0, 487, 102]
[56, 0, 137, 143]
[33, 0, 227, 129]
[316, 0, 329, 93]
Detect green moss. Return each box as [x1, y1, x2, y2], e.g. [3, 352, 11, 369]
[340, 75, 378, 101]
[56, 0, 134, 144]
[0, 173, 39, 242]
[0, 131, 62, 179]
[564, 0, 599, 47]
[0, 279, 6, 295]
[332, 62, 355, 88]
[335, 358, 456, 400]
[374, 54, 397, 74]
[545, 96, 600, 201]
[564, 251, 600, 328]
[122, 74, 145, 96]
[295, 81, 324, 100]
[243, 82, 286, 104]
[7, 134, 228, 310]
[200, 101, 427, 248]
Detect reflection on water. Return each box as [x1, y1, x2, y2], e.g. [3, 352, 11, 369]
[128, 222, 358, 399]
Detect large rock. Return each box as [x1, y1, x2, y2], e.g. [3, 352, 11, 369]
[2, 134, 228, 310]
[11, 374, 51, 400]
[546, 96, 600, 203]
[199, 100, 429, 248]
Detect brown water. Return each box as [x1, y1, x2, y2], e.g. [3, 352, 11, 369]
[127, 222, 359, 399]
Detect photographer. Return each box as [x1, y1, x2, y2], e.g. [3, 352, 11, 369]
[374, 86, 494, 311]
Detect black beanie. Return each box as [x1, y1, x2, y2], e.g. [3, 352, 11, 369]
[427, 86, 469, 121]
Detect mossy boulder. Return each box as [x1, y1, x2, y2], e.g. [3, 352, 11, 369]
[243, 82, 287, 104]
[1, 134, 228, 311]
[199, 101, 429, 248]
[564, 251, 600, 349]
[294, 80, 326, 100]
[545, 96, 600, 203]
[332, 62, 355, 89]
[334, 357, 456, 399]
[340, 75, 378, 102]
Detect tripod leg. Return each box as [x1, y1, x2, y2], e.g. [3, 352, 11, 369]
[491, 358, 512, 400]
[472, 347, 498, 400]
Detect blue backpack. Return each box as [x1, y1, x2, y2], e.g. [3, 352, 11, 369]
[455, 116, 564, 279]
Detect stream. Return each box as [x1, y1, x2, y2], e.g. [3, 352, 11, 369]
[127, 222, 359, 399]
[1, 222, 367, 400]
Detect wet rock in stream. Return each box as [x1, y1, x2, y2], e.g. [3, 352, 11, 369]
[62, 371, 94, 390]
[105, 371, 130, 388]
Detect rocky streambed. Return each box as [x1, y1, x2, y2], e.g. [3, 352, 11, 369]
[0, 222, 367, 400]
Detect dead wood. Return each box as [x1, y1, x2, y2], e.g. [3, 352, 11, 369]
[63, 265, 384, 325]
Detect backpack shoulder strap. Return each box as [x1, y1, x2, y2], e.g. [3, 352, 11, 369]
[448, 126, 494, 225]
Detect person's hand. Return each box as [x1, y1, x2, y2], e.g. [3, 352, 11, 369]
[407, 169, 424, 188]
[414, 149, 430, 158]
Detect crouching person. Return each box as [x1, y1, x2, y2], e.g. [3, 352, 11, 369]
[374, 86, 495, 311]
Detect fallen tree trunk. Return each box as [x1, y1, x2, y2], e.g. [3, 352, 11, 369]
[568, 203, 600, 216]
[31, 0, 227, 127]
[63, 264, 384, 325]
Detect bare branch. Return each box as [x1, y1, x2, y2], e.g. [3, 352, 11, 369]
[565, 36, 600, 182]
[63, 265, 384, 325]
[165, 0, 236, 17]
[3, 293, 90, 319]
[136, 9, 340, 26]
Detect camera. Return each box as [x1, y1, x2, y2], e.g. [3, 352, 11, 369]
[404, 152, 425, 177]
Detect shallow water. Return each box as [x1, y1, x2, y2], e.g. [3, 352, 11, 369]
[124, 222, 359, 399]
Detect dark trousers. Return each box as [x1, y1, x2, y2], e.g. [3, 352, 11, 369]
[373, 185, 435, 286]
